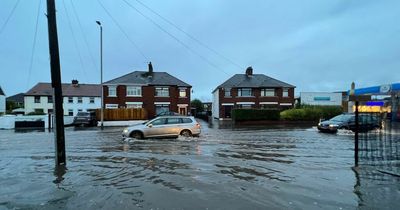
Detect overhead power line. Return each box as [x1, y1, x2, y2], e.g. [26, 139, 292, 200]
[122, 0, 230, 75]
[0, 0, 21, 34]
[62, 0, 88, 81]
[134, 0, 243, 71]
[70, 0, 98, 72]
[97, 0, 149, 61]
[27, 0, 42, 89]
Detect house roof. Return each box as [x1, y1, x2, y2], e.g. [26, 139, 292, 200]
[213, 74, 295, 92]
[25, 83, 101, 97]
[0, 86, 5, 96]
[104, 71, 191, 87]
[6, 93, 25, 103]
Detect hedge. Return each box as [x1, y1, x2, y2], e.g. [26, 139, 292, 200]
[232, 109, 280, 121]
[280, 106, 343, 121]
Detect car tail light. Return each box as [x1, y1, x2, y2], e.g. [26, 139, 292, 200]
[196, 123, 201, 128]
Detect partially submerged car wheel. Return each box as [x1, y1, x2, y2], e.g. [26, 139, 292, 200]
[130, 131, 143, 139]
[180, 129, 192, 137]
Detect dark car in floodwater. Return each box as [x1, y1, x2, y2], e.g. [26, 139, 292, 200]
[73, 111, 98, 127]
[317, 113, 381, 133]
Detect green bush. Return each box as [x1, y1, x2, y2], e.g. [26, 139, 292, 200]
[280, 106, 343, 121]
[232, 109, 280, 121]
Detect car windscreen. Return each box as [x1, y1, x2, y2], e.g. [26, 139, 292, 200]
[77, 112, 90, 116]
[330, 114, 353, 122]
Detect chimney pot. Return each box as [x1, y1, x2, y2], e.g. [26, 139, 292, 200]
[148, 62, 153, 74]
[245, 66, 253, 76]
[72, 79, 79, 87]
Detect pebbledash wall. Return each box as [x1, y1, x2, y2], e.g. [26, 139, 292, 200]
[0, 94, 5, 114]
[24, 96, 101, 116]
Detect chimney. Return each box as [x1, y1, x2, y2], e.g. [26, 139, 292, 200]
[245, 66, 253, 76]
[148, 62, 153, 74]
[72, 79, 79, 87]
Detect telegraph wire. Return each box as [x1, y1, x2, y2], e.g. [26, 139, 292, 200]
[26, 0, 42, 90]
[134, 0, 243, 71]
[97, 0, 149, 61]
[62, 0, 88, 81]
[0, 0, 21, 34]
[70, 0, 98, 72]
[122, 0, 230, 75]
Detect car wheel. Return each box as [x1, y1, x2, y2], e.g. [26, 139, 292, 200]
[180, 129, 192, 137]
[130, 131, 143, 139]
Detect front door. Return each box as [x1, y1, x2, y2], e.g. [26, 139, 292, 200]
[224, 106, 232, 118]
[179, 107, 187, 115]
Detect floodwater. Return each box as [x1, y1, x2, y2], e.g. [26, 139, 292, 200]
[0, 121, 399, 209]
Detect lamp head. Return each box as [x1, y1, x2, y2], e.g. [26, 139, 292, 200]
[96, 21, 101, 26]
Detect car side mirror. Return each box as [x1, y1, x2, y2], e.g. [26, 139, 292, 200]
[147, 124, 153, 128]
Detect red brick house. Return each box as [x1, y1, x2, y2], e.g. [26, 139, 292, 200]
[212, 67, 295, 119]
[103, 63, 191, 118]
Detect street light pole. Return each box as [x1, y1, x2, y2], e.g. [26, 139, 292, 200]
[96, 21, 104, 130]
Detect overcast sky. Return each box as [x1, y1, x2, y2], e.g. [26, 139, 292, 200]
[1, 0, 399, 101]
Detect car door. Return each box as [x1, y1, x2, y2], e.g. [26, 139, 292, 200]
[166, 117, 182, 136]
[145, 118, 167, 137]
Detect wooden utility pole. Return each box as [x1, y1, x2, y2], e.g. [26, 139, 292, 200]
[46, 0, 66, 166]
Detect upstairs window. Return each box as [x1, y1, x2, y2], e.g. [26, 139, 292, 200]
[238, 88, 252, 97]
[261, 88, 275, 97]
[47, 96, 53, 103]
[77, 97, 83, 103]
[68, 97, 73, 103]
[126, 86, 141, 96]
[155, 87, 169, 97]
[89, 97, 95, 103]
[34, 96, 40, 103]
[283, 88, 289, 97]
[179, 88, 186, 97]
[108, 86, 117, 97]
[224, 88, 231, 97]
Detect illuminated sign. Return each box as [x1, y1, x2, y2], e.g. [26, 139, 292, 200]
[365, 101, 384, 107]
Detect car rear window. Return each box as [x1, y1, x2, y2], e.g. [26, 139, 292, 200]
[182, 118, 193, 123]
[77, 112, 89, 116]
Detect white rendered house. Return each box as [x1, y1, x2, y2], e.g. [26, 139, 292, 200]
[24, 81, 101, 116]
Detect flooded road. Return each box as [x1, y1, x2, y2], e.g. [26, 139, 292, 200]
[1, 121, 399, 209]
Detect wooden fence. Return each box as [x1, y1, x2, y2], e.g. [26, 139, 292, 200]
[95, 108, 148, 121]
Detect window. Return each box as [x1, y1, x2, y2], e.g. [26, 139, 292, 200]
[105, 104, 118, 109]
[260, 104, 277, 110]
[68, 109, 73, 116]
[126, 86, 141, 96]
[155, 104, 169, 114]
[34, 96, 40, 103]
[167, 118, 181, 124]
[155, 87, 169, 97]
[48, 109, 53, 113]
[108, 86, 117, 97]
[151, 118, 167, 126]
[89, 97, 95, 103]
[34, 109, 44, 113]
[47, 96, 53, 103]
[224, 88, 231, 97]
[179, 89, 186, 97]
[283, 88, 289, 97]
[77, 97, 83, 103]
[68, 97, 73, 103]
[238, 104, 252, 109]
[261, 89, 275, 97]
[78, 109, 83, 112]
[126, 104, 142, 108]
[238, 88, 252, 97]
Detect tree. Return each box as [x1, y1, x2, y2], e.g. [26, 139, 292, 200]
[191, 99, 204, 113]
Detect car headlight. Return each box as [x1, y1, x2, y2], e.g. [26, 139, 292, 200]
[123, 128, 129, 133]
[329, 124, 339, 128]
[318, 122, 321, 126]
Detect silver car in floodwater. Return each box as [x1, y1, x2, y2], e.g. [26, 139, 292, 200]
[122, 116, 201, 139]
